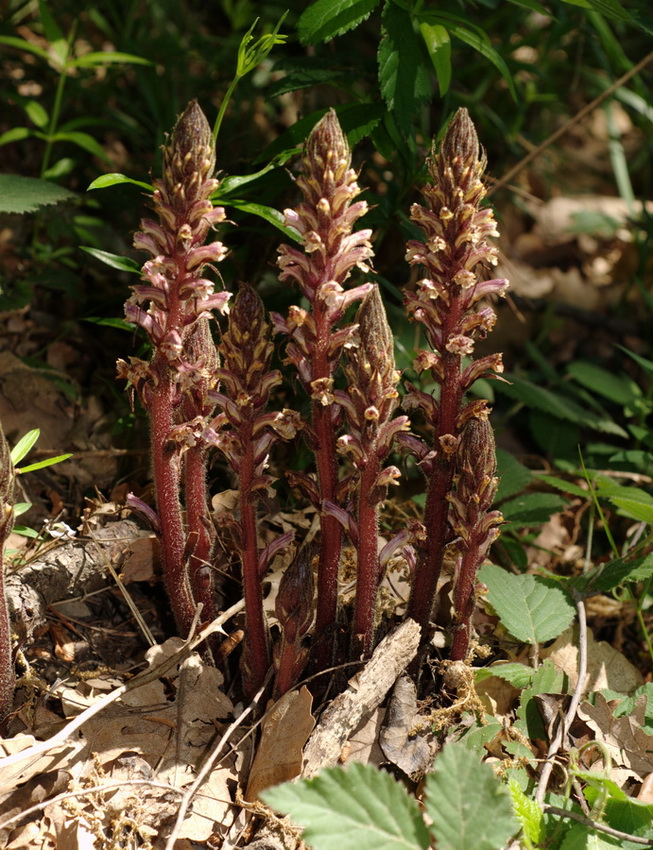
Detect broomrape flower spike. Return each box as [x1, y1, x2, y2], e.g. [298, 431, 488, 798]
[334, 286, 410, 657]
[448, 417, 503, 661]
[273, 110, 374, 667]
[117, 100, 230, 642]
[403, 108, 508, 640]
[211, 283, 299, 698]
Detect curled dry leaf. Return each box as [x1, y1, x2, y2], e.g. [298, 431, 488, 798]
[379, 675, 434, 780]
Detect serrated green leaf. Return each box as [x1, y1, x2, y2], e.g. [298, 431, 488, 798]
[559, 823, 621, 849]
[500, 492, 566, 528]
[425, 742, 518, 850]
[476, 662, 535, 689]
[419, 23, 451, 95]
[536, 474, 590, 499]
[10, 429, 40, 464]
[479, 563, 576, 644]
[608, 497, 653, 524]
[378, 3, 432, 135]
[72, 51, 152, 67]
[267, 67, 344, 97]
[80, 247, 142, 274]
[87, 173, 154, 192]
[0, 174, 76, 214]
[262, 762, 430, 850]
[496, 376, 628, 437]
[495, 451, 537, 502]
[508, 776, 544, 847]
[567, 362, 640, 406]
[298, 0, 382, 44]
[569, 552, 653, 596]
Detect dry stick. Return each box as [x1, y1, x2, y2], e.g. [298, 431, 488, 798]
[0, 780, 184, 832]
[488, 51, 653, 198]
[535, 595, 588, 806]
[164, 673, 270, 850]
[0, 599, 245, 772]
[542, 805, 653, 847]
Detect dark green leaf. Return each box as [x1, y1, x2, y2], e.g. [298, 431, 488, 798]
[0, 175, 76, 214]
[566, 362, 640, 406]
[475, 663, 535, 689]
[495, 449, 534, 501]
[500, 492, 566, 528]
[0, 127, 33, 147]
[298, 0, 382, 44]
[224, 199, 302, 242]
[51, 131, 110, 162]
[445, 23, 518, 101]
[569, 553, 653, 596]
[378, 3, 432, 136]
[80, 247, 142, 274]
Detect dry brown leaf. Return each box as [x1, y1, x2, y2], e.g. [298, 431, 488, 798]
[637, 773, 653, 803]
[344, 707, 386, 767]
[379, 676, 434, 779]
[0, 732, 85, 796]
[578, 692, 653, 781]
[121, 534, 158, 583]
[542, 625, 643, 694]
[245, 686, 315, 802]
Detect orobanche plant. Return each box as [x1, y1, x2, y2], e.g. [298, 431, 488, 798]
[112, 100, 507, 699]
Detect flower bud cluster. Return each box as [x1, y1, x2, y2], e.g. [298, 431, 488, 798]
[117, 100, 230, 412]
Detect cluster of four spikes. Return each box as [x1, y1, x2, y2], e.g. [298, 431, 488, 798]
[118, 100, 507, 700]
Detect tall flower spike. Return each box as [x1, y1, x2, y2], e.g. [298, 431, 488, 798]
[211, 283, 299, 698]
[448, 417, 503, 661]
[273, 110, 374, 669]
[273, 543, 315, 698]
[0, 422, 15, 720]
[403, 108, 508, 640]
[117, 100, 230, 641]
[334, 286, 410, 657]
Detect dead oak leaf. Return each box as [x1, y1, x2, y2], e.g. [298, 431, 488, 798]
[578, 692, 653, 780]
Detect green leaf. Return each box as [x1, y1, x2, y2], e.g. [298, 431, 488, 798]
[10, 429, 40, 465]
[609, 497, 653, 524]
[479, 563, 576, 644]
[0, 35, 51, 61]
[569, 552, 653, 596]
[584, 0, 635, 25]
[24, 100, 49, 129]
[12, 526, 40, 539]
[72, 51, 153, 67]
[216, 162, 278, 196]
[500, 492, 566, 529]
[51, 131, 111, 162]
[13, 502, 32, 518]
[536, 474, 591, 499]
[87, 172, 154, 192]
[566, 361, 640, 406]
[496, 375, 628, 437]
[0, 174, 76, 214]
[262, 762, 430, 850]
[378, 3, 432, 135]
[0, 127, 33, 147]
[298, 0, 382, 44]
[508, 776, 544, 847]
[224, 199, 302, 242]
[80, 247, 142, 274]
[17, 454, 72, 474]
[267, 67, 343, 97]
[419, 23, 451, 95]
[83, 316, 135, 331]
[445, 23, 518, 101]
[38, 0, 65, 43]
[615, 345, 653, 379]
[424, 742, 518, 850]
[475, 662, 535, 689]
[496, 449, 535, 501]
[516, 659, 565, 739]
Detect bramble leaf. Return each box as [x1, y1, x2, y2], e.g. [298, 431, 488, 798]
[425, 742, 518, 850]
[479, 563, 575, 644]
[262, 762, 430, 850]
[298, 0, 382, 44]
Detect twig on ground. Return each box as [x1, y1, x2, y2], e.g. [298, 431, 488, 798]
[535, 594, 588, 805]
[0, 780, 184, 831]
[542, 804, 653, 846]
[164, 672, 270, 850]
[0, 598, 245, 771]
[489, 51, 653, 196]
